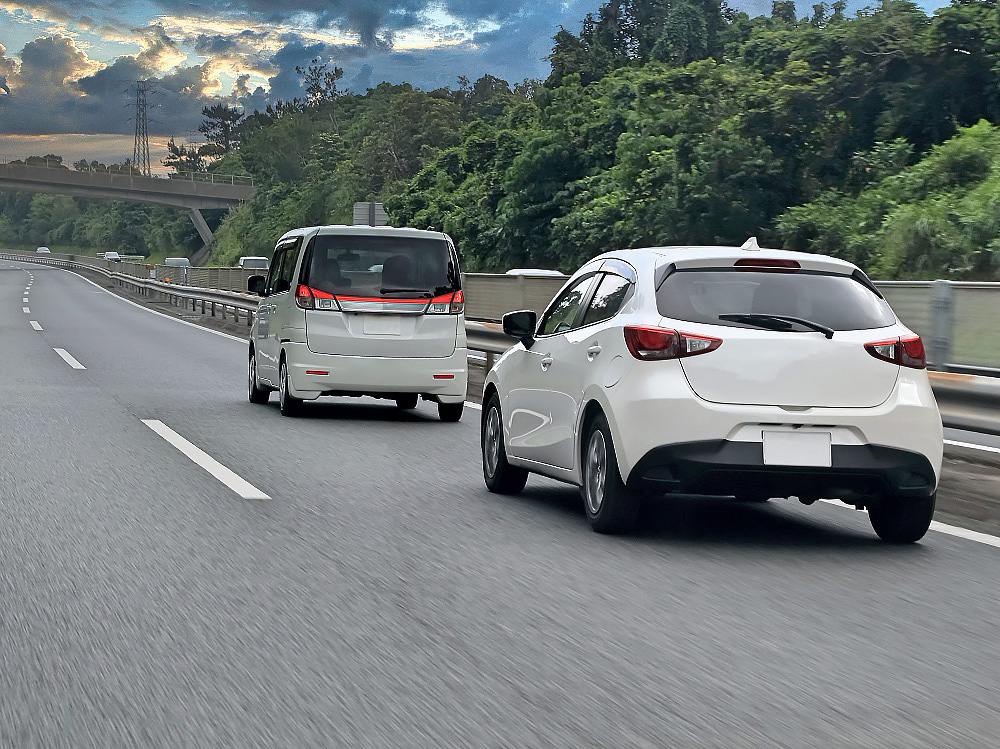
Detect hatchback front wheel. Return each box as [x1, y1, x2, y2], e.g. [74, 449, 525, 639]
[482, 394, 528, 494]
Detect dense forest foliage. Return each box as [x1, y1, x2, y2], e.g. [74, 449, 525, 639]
[2, 0, 999, 278]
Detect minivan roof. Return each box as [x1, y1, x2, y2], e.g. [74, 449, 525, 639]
[277, 225, 450, 243]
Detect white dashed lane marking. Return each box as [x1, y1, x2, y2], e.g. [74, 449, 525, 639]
[141, 419, 270, 500]
[30, 321, 42, 331]
[53, 348, 85, 370]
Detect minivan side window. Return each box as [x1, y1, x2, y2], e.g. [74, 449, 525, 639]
[538, 275, 598, 336]
[270, 239, 301, 295]
[264, 247, 286, 296]
[580, 273, 631, 327]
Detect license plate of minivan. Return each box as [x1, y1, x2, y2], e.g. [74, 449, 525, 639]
[762, 430, 832, 467]
[363, 314, 402, 335]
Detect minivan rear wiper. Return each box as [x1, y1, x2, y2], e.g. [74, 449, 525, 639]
[719, 313, 835, 339]
[379, 287, 433, 296]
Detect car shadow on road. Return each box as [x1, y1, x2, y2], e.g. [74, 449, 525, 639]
[513, 485, 916, 551]
[263, 399, 448, 423]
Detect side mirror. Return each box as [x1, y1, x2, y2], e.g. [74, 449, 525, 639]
[503, 310, 537, 348]
[248, 275, 266, 295]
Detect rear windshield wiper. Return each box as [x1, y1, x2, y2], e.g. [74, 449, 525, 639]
[379, 287, 433, 296]
[719, 313, 834, 339]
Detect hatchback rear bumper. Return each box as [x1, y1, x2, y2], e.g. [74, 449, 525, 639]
[284, 343, 468, 401]
[629, 439, 937, 501]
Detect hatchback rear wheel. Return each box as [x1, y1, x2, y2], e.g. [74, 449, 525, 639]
[582, 414, 639, 534]
[482, 394, 528, 494]
[868, 493, 936, 543]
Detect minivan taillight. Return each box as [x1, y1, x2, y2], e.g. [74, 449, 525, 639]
[624, 327, 722, 360]
[295, 285, 339, 310]
[427, 290, 465, 314]
[864, 335, 926, 369]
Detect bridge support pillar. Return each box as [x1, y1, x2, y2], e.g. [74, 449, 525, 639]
[189, 208, 213, 247]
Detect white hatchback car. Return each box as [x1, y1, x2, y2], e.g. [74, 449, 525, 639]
[247, 225, 468, 421]
[482, 244, 943, 542]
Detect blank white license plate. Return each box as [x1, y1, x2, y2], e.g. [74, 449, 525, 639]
[362, 314, 401, 335]
[762, 430, 832, 467]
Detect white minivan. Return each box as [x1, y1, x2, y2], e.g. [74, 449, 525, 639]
[247, 225, 468, 421]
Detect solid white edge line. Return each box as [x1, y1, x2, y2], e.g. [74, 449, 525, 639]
[944, 439, 1000, 455]
[928, 521, 1000, 548]
[141, 419, 270, 500]
[465, 401, 482, 410]
[53, 348, 85, 369]
[29, 320, 42, 331]
[55, 267, 247, 343]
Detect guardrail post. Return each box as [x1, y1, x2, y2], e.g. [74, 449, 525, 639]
[485, 351, 495, 370]
[929, 280, 954, 370]
[211, 302, 216, 316]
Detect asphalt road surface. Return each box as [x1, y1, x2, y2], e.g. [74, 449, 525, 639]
[3, 260, 1000, 748]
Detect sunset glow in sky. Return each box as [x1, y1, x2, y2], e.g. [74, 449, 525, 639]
[0, 0, 949, 167]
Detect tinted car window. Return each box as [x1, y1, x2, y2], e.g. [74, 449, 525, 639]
[656, 270, 895, 331]
[264, 247, 286, 295]
[539, 275, 597, 336]
[304, 235, 459, 298]
[581, 273, 631, 327]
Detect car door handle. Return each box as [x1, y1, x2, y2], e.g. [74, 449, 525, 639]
[540, 356, 553, 370]
[587, 344, 602, 359]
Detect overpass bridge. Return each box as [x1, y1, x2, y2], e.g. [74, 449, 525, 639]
[0, 159, 254, 247]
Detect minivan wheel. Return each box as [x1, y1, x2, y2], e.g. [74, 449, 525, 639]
[482, 394, 528, 494]
[278, 359, 303, 417]
[868, 493, 936, 543]
[582, 414, 639, 534]
[248, 350, 270, 404]
[395, 394, 418, 409]
[438, 401, 464, 422]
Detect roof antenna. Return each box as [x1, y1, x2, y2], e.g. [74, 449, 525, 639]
[741, 237, 760, 251]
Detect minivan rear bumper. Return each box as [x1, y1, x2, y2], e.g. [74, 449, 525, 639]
[628, 440, 937, 501]
[284, 343, 468, 400]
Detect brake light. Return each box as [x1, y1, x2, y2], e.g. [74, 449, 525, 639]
[295, 285, 339, 310]
[734, 258, 800, 273]
[864, 335, 926, 369]
[624, 326, 722, 360]
[427, 290, 465, 314]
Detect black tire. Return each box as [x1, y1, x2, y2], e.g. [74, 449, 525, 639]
[438, 401, 464, 422]
[248, 349, 270, 404]
[581, 414, 639, 534]
[482, 394, 528, 494]
[395, 394, 418, 409]
[868, 493, 936, 543]
[278, 358, 303, 417]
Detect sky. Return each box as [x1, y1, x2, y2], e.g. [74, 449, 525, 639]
[0, 0, 950, 170]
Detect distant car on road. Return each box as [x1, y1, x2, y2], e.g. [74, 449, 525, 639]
[505, 268, 564, 277]
[35, 246, 51, 254]
[238, 256, 269, 270]
[246, 225, 468, 421]
[104, 251, 121, 262]
[164, 257, 191, 267]
[483, 242, 943, 543]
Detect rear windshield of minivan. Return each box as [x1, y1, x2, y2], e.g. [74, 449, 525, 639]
[656, 269, 895, 331]
[303, 234, 459, 298]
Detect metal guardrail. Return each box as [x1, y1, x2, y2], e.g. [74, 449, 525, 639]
[3, 250, 999, 449]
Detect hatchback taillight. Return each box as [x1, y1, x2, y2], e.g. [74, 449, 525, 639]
[427, 290, 465, 314]
[624, 326, 722, 360]
[295, 285, 339, 310]
[864, 335, 926, 369]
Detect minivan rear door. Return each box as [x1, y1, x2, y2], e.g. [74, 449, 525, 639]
[299, 233, 462, 359]
[656, 268, 901, 408]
